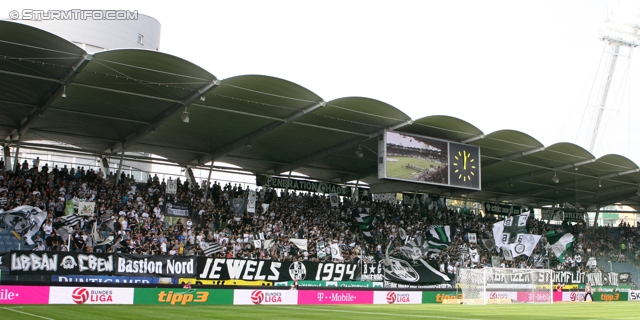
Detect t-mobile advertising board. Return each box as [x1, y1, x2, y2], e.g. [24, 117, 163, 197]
[373, 291, 422, 304]
[298, 290, 374, 305]
[233, 289, 297, 305]
[49, 286, 134, 304]
[0, 285, 49, 304]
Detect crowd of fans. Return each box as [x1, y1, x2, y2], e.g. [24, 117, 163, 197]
[0, 156, 639, 283]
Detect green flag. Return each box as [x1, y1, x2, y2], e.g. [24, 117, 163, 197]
[545, 231, 575, 262]
[65, 199, 75, 216]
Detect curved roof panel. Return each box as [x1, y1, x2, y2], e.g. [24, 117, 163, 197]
[1, 20, 639, 211]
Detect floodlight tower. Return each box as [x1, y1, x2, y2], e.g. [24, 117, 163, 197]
[584, 1, 640, 153]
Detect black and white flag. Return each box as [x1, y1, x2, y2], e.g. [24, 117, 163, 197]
[398, 236, 429, 261]
[329, 193, 339, 208]
[228, 198, 247, 215]
[1, 205, 47, 245]
[467, 233, 477, 244]
[247, 190, 257, 213]
[54, 214, 83, 229]
[201, 242, 223, 256]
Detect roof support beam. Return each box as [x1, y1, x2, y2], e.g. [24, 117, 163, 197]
[5, 53, 92, 142]
[271, 119, 412, 175]
[47, 107, 150, 124]
[482, 147, 546, 169]
[461, 134, 485, 144]
[106, 80, 220, 154]
[194, 101, 326, 165]
[484, 159, 596, 189]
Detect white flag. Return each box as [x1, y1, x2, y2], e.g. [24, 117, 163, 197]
[469, 248, 480, 263]
[329, 193, 339, 208]
[504, 234, 542, 258]
[247, 190, 257, 213]
[289, 238, 308, 251]
[253, 239, 262, 248]
[468, 233, 477, 244]
[263, 239, 274, 249]
[78, 202, 96, 216]
[330, 243, 343, 260]
[261, 203, 270, 212]
[167, 179, 177, 194]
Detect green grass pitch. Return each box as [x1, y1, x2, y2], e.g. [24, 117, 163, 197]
[386, 156, 444, 180]
[0, 302, 635, 320]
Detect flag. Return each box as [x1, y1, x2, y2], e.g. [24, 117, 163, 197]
[78, 201, 96, 216]
[503, 234, 542, 258]
[263, 239, 275, 250]
[166, 179, 177, 194]
[316, 241, 326, 259]
[355, 213, 376, 243]
[329, 193, 339, 208]
[65, 199, 75, 216]
[545, 231, 575, 262]
[491, 255, 501, 267]
[469, 248, 480, 263]
[467, 233, 477, 243]
[228, 198, 247, 215]
[289, 238, 308, 251]
[261, 203, 270, 213]
[247, 190, 257, 213]
[54, 214, 83, 229]
[427, 226, 455, 252]
[253, 240, 262, 248]
[398, 236, 429, 261]
[330, 243, 343, 260]
[201, 242, 223, 256]
[91, 222, 113, 246]
[0, 205, 47, 245]
[481, 238, 496, 251]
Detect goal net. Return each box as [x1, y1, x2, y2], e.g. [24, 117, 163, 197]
[457, 267, 553, 304]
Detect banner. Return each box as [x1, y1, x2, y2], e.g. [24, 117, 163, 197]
[4, 251, 114, 275]
[115, 253, 196, 277]
[78, 202, 96, 216]
[247, 190, 256, 213]
[467, 233, 477, 244]
[165, 202, 190, 218]
[1, 205, 47, 245]
[483, 202, 521, 215]
[52, 275, 172, 284]
[541, 208, 585, 222]
[402, 193, 424, 206]
[629, 290, 640, 301]
[373, 291, 422, 304]
[166, 179, 177, 194]
[381, 256, 450, 285]
[196, 258, 358, 282]
[552, 270, 619, 286]
[49, 286, 134, 304]
[134, 288, 233, 305]
[0, 285, 49, 304]
[298, 290, 374, 305]
[330, 244, 343, 260]
[233, 289, 298, 305]
[261, 176, 353, 197]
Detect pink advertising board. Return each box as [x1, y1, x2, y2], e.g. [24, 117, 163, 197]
[516, 291, 553, 303]
[0, 285, 49, 304]
[298, 290, 373, 305]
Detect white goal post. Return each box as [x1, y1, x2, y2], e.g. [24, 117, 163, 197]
[457, 267, 553, 304]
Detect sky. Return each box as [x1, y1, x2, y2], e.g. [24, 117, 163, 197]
[4, 0, 640, 166]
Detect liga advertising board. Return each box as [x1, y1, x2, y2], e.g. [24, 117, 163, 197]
[233, 289, 298, 305]
[0, 285, 49, 304]
[373, 291, 422, 304]
[133, 288, 233, 305]
[298, 290, 374, 305]
[48, 286, 134, 304]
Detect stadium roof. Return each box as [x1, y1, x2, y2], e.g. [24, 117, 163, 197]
[1, 20, 640, 212]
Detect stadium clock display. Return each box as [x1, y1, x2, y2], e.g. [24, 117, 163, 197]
[448, 142, 480, 189]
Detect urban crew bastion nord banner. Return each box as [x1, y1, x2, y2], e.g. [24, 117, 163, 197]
[2, 251, 196, 277]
